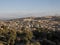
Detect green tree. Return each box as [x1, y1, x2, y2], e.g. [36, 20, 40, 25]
[7, 29, 16, 45]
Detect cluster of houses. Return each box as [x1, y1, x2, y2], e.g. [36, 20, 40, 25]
[0, 16, 60, 45]
[0, 16, 60, 31]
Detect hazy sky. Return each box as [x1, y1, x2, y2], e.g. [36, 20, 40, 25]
[0, 0, 60, 18]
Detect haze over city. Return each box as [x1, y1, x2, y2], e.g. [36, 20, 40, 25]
[0, 0, 60, 19]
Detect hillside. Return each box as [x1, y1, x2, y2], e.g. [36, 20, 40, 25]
[0, 16, 60, 45]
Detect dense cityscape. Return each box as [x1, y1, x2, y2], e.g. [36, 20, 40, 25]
[0, 16, 60, 45]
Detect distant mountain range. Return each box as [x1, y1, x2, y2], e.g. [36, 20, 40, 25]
[6, 16, 60, 21]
